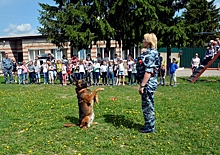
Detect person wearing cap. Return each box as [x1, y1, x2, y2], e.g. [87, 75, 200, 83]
[191, 53, 200, 74]
[1, 52, 14, 84]
[169, 58, 178, 87]
[138, 33, 159, 134]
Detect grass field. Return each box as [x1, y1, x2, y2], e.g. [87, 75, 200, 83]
[0, 76, 220, 155]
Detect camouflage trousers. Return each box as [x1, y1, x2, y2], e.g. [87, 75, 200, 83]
[141, 88, 155, 132]
[4, 69, 14, 84]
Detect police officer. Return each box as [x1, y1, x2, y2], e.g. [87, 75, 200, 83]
[1, 52, 14, 84]
[138, 33, 159, 133]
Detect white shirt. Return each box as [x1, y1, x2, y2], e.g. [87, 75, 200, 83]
[118, 63, 124, 71]
[62, 65, 67, 74]
[79, 64, 85, 73]
[100, 65, 108, 72]
[191, 57, 200, 67]
[17, 65, 23, 74]
[42, 64, 48, 73]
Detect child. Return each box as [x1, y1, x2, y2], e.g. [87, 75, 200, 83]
[56, 59, 63, 85]
[160, 64, 166, 86]
[86, 61, 93, 86]
[107, 61, 114, 86]
[34, 60, 41, 84]
[67, 60, 73, 85]
[131, 59, 137, 85]
[48, 61, 54, 84]
[27, 61, 35, 84]
[93, 59, 100, 86]
[169, 58, 178, 87]
[16, 62, 23, 84]
[42, 60, 48, 84]
[100, 60, 108, 85]
[73, 61, 80, 80]
[62, 62, 67, 86]
[118, 59, 125, 86]
[22, 61, 28, 85]
[113, 60, 119, 85]
[127, 56, 134, 85]
[78, 60, 85, 80]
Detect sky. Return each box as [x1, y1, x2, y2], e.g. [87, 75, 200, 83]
[0, 0, 220, 37]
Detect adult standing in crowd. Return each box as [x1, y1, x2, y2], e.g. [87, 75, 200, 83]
[1, 52, 14, 84]
[47, 53, 55, 64]
[138, 33, 159, 134]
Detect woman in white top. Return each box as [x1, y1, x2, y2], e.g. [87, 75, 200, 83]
[191, 53, 200, 73]
[100, 60, 108, 85]
[78, 60, 85, 80]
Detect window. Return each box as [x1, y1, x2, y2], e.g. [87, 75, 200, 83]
[122, 49, 128, 60]
[110, 47, 116, 60]
[97, 47, 104, 58]
[50, 48, 67, 60]
[28, 49, 45, 60]
[85, 48, 91, 57]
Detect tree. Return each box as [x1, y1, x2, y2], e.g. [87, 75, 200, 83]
[182, 0, 220, 47]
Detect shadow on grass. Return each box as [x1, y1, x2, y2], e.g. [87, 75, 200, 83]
[65, 116, 78, 124]
[103, 114, 142, 129]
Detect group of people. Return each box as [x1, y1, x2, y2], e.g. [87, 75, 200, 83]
[191, 38, 220, 73]
[2, 52, 141, 86]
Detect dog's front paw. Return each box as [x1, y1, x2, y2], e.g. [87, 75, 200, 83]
[99, 88, 104, 91]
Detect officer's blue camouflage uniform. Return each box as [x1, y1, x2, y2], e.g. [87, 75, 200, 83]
[140, 48, 159, 132]
[2, 57, 14, 84]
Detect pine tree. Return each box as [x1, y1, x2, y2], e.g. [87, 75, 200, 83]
[182, 0, 220, 47]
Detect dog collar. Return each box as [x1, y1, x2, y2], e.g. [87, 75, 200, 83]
[78, 88, 86, 93]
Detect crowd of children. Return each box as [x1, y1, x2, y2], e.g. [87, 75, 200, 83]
[11, 53, 139, 86]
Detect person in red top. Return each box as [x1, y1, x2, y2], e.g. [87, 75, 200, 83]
[72, 54, 78, 64]
[67, 60, 73, 85]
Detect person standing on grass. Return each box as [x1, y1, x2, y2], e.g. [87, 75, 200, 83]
[93, 59, 100, 86]
[127, 56, 134, 85]
[56, 59, 63, 86]
[100, 60, 108, 85]
[107, 61, 114, 86]
[169, 58, 178, 87]
[22, 61, 28, 85]
[27, 61, 35, 84]
[131, 59, 137, 85]
[138, 33, 159, 134]
[42, 60, 48, 84]
[62, 62, 67, 86]
[1, 52, 14, 84]
[118, 59, 125, 86]
[34, 60, 41, 84]
[48, 61, 54, 84]
[67, 60, 73, 86]
[17, 62, 23, 85]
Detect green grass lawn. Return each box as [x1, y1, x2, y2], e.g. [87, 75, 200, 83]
[0, 76, 220, 155]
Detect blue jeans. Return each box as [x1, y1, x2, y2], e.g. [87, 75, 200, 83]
[93, 72, 99, 84]
[18, 73, 23, 84]
[79, 72, 84, 80]
[74, 73, 80, 80]
[23, 73, 28, 83]
[43, 72, 48, 84]
[29, 72, 35, 84]
[108, 72, 114, 85]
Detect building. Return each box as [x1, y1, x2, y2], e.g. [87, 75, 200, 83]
[0, 34, 142, 65]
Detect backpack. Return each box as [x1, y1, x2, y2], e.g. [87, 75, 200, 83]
[136, 57, 145, 82]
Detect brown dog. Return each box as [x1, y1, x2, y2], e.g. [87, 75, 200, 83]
[75, 79, 104, 129]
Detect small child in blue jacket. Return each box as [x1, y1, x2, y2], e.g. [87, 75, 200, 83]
[169, 58, 178, 87]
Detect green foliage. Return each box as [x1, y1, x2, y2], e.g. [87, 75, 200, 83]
[38, 0, 219, 50]
[182, 0, 220, 47]
[0, 77, 220, 154]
